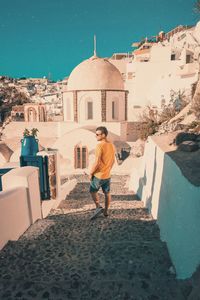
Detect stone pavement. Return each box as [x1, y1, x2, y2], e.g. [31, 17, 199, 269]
[0, 175, 186, 300]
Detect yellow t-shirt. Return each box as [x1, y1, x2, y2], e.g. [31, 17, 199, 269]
[94, 141, 115, 179]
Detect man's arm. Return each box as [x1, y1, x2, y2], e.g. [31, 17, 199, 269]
[89, 145, 102, 180]
[89, 156, 101, 180]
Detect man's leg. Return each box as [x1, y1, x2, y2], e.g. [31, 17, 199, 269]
[90, 192, 104, 220]
[104, 192, 111, 216]
[90, 192, 101, 208]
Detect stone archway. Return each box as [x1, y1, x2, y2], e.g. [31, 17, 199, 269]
[27, 107, 37, 122]
[39, 106, 46, 122]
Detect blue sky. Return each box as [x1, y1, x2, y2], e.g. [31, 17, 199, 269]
[0, 0, 199, 81]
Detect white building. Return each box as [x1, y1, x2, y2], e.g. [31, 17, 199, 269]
[63, 54, 128, 124]
[110, 22, 200, 121]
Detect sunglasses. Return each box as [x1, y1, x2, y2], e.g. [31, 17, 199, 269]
[96, 133, 102, 136]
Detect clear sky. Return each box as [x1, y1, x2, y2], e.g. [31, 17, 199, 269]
[0, 0, 199, 81]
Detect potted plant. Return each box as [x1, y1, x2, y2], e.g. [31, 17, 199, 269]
[21, 128, 39, 156]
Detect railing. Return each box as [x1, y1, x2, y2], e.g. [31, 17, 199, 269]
[20, 155, 50, 200]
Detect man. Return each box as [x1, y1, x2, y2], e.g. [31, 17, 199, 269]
[89, 126, 115, 219]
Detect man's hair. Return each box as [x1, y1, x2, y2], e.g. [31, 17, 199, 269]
[96, 126, 108, 136]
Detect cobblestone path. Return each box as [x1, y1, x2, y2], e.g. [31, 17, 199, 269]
[0, 175, 185, 300]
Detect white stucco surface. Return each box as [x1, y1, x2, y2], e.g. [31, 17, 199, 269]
[129, 137, 200, 279]
[63, 92, 74, 121]
[0, 167, 42, 250]
[2, 166, 42, 224]
[67, 55, 124, 91]
[77, 91, 102, 123]
[0, 153, 6, 167]
[106, 91, 126, 122]
[0, 187, 29, 250]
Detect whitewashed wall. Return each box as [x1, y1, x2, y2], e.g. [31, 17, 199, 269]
[0, 167, 42, 250]
[77, 91, 102, 124]
[63, 91, 74, 121]
[106, 91, 126, 122]
[129, 137, 200, 279]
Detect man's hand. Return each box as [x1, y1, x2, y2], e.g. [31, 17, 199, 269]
[89, 174, 93, 181]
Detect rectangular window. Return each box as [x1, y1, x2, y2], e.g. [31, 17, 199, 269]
[82, 147, 86, 168]
[186, 54, 191, 64]
[87, 102, 93, 119]
[171, 54, 176, 61]
[77, 148, 81, 168]
[112, 101, 115, 119]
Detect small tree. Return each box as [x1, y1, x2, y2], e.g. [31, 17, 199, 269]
[23, 128, 39, 137]
[138, 106, 159, 140]
[159, 90, 188, 123]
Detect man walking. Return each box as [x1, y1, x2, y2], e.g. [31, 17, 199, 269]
[89, 126, 115, 219]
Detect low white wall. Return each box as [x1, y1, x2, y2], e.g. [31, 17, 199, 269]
[0, 166, 42, 250]
[129, 137, 200, 279]
[2, 166, 42, 224]
[0, 187, 30, 250]
[3, 121, 122, 140]
[42, 178, 77, 218]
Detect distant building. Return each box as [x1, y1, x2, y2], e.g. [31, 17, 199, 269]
[125, 22, 200, 120]
[11, 106, 24, 121]
[24, 103, 47, 122]
[11, 103, 47, 122]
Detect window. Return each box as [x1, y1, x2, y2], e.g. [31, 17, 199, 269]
[112, 101, 115, 119]
[74, 145, 88, 169]
[171, 54, 176, 61]
[76, 147, 81, 168]
[87, 101, 93, 119]
[186, 54, 191, 64]
[82, 147, 87, 168]
[112, 100, 118, 120]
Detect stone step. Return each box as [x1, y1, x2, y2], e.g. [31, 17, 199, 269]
[0, 238, 184, 300]
[0, 239, 172, 280]
[0, 277, 184, 300]
[0, 176, 185, 300]
[4, 215, 160, 246]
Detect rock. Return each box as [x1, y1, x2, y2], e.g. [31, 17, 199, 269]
[196, 135, 200, 142]
[178, 141, 199, 152]
[174, 132, 197, 145]
[168, 265, 176, 275]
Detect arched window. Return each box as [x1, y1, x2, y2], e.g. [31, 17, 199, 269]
[74, 145, 88, 169]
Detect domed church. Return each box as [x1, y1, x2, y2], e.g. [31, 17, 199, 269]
[63, 52, 128, 124]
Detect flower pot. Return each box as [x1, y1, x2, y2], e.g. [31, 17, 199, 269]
[21, 136, 39, 156]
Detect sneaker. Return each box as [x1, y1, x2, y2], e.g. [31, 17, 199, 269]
[103, 211, 109, 217]
[90, 206, 103, 220]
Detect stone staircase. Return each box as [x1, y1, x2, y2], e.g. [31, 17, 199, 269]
[0, 175, 186, 299]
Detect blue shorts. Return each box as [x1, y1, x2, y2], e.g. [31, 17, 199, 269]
[89, 176, 111, 193]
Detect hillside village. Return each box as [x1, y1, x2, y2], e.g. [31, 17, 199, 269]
[0, 22, 199, 170]
[0, 22, 200, 124]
